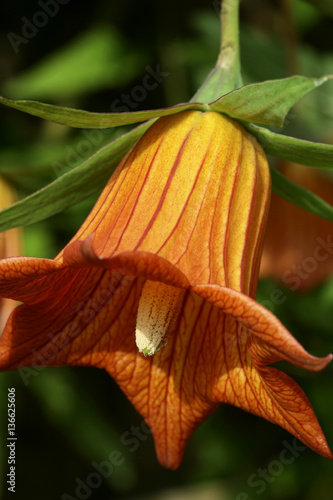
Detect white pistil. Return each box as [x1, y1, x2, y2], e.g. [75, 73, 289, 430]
[135, 280, 185, 356]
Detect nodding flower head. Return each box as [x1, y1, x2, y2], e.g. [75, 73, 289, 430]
[0, 111, 331, 468]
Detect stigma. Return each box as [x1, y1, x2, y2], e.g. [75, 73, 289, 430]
[135, 280, 185, 356]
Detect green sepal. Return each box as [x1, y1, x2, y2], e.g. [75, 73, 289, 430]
[0, 96, 208, 129]
[270, 166, 333, 222]
[1, 75, 331, 130]
[210, 75, 332, 126]
[248, 124, 333, 169]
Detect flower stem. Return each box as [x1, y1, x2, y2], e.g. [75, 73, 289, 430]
[191, 0, 242, 103]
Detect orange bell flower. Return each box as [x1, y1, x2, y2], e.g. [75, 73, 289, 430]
[0, 177, 21, 334]
[0, 111, 331, 468]
[260, 161, 333, 291]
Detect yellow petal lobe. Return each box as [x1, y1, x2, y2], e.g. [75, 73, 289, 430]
[136, 280, 185, 355]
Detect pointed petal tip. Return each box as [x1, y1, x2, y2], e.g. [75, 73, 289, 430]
[62, 234, 102, 267]
[321, 447, 333, 461]
[154, 431, 333, 468]
[192, 284, 332, 373]
[81, 233, 101, 261]
[307, 352, 332, 372]
[323, 352, 332, 365]
[289, 350, 332, 373]
[156, 448, 183, 470]
[152, 423, 187, 470]
[310, 434, 333, 461]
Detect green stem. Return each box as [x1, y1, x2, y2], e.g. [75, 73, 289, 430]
[191, 0, 242, 103]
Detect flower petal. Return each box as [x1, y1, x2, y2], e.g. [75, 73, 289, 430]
[0, 259, 136, 370]
[0, 257, 61, 302]
[192, 283, 332, 459]
[192, 284, 332, 370]
[58, 110, 270, 296]
[63, 238, 190, 288]
[102, 290, 220, 469]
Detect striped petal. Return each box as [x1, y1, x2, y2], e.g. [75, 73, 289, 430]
[59, 111, 270, 296]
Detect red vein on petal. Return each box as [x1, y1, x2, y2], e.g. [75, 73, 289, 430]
[179, 295, 206, 404]
[223, 136, 242, 290]
[109, 139, 165, 255]
[154, 145, 213, 258]
[239, 140, 258, 294]
[55, 153, 133, 262]
[133, 121, 202, 251]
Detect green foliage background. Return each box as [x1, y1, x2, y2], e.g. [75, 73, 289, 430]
[0, 0, 333, 499]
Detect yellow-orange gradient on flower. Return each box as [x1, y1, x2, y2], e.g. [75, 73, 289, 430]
[0, 177, 21, 335]
[260, 161, 333, 291]
[0, 111, 331, 468]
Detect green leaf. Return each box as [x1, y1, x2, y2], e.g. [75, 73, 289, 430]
[0, 121, 152, 232]
[209, 75, 332, 126]
[0, 95, 208, 129]
[270, 166, 333, 222]
[248, 124, 333, 169]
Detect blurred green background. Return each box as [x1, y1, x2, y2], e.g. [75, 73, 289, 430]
[1, 0, 333, 499]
